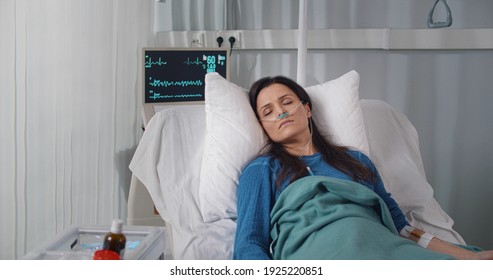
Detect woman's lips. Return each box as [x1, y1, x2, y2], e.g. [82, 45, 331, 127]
[279, 120, 293, 128]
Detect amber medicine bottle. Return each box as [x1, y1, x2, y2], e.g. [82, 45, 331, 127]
[102, 219, 126, 259]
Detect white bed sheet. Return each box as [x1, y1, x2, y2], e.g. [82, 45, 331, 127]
[129, 99, 465, 260]
[129, 106, 235, 259]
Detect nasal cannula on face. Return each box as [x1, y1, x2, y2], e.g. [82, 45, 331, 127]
[260, 101, 304, 122]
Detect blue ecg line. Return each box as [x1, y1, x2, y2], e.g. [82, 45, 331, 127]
[149, 91, 202, 100]
[148, 79, 203, 87]
[183, 57, 203, 66]
[145, 56, 167, 68]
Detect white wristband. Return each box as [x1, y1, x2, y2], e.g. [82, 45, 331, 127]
[399, 225, 415, 238]
[417, 232, 434, 248]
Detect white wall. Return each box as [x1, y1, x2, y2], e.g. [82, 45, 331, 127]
[0, 0, 154, 259]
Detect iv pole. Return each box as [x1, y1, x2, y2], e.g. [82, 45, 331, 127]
[296, 0, 308, 87]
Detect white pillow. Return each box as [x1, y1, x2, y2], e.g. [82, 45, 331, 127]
[199, 71, 369, 222]
[199, 73, 268, 222]
[307, 70, 369, 154]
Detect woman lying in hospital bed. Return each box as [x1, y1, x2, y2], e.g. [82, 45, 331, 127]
[129, 71, 492, 259]
[234, 75, 493, 260]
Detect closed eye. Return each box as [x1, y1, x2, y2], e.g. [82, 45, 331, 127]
[263, 109, 272, 117]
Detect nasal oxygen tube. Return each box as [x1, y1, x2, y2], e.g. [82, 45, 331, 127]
[260, 101, 304, 122]
[260, 101, 315, 177]
[306, 166, 315, 176]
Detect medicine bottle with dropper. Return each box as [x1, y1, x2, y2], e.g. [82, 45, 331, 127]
[102, 219, 126, 259]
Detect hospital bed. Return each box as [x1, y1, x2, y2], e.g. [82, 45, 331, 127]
[128, 71, 466, 259]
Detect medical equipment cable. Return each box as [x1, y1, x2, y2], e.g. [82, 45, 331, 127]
[228, 36, 236, 55]
[303, 118, 315, 176]
[297, 116, 313, 159]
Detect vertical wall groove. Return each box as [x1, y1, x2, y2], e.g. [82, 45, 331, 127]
[13, 0, 29, 259]
[12, 0, 18, 259]
[112, 0, 120, 219]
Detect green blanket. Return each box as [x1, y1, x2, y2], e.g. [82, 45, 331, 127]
[270, 176, 454, 260]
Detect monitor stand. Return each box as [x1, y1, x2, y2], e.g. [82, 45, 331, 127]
[141, 104, 156, 129]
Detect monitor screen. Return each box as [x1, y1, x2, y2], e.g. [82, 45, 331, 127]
[142, 48, 229, 104]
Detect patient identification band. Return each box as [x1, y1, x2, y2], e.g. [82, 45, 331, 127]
[400, 225, 434, 248]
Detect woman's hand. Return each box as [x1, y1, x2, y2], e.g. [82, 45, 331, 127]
[401, 226, 493, 260]
[472, 250, 493, 260]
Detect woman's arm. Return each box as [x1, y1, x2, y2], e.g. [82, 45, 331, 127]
[353, 151, 408, 231]
[401, 226, 493, 260]
[233, 159, 275, 260]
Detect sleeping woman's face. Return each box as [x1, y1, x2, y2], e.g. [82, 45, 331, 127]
[256, 83, 312, 146]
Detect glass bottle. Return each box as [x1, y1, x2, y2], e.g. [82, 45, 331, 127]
[102, 219, 126, 259]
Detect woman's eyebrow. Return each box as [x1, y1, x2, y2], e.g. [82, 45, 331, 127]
[259, 94, 291, 111]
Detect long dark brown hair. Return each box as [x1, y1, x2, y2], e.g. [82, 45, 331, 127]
[249, 76, 377, 188]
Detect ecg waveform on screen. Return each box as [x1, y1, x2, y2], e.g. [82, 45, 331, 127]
[144, 50, 228, 103]
[144, 55, 167, 68]
[183, 57, 203, 66]
[148, 79, 203, 88]
[148, 90, 202, 100]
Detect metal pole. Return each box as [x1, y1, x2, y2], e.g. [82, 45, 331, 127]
[297, 0, 308, 86]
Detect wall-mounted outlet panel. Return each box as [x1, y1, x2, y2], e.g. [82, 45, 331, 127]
[215, 31, 242, 48]
[189, 32, 205, 47]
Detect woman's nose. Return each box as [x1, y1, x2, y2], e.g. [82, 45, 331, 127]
[274, 105, 288, 118]
[275, 104, 288, 116]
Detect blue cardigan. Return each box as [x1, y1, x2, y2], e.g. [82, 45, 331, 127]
[233, 150, 408, 260]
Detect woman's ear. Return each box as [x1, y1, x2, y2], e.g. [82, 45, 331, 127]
[304, 103, 312, 118]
